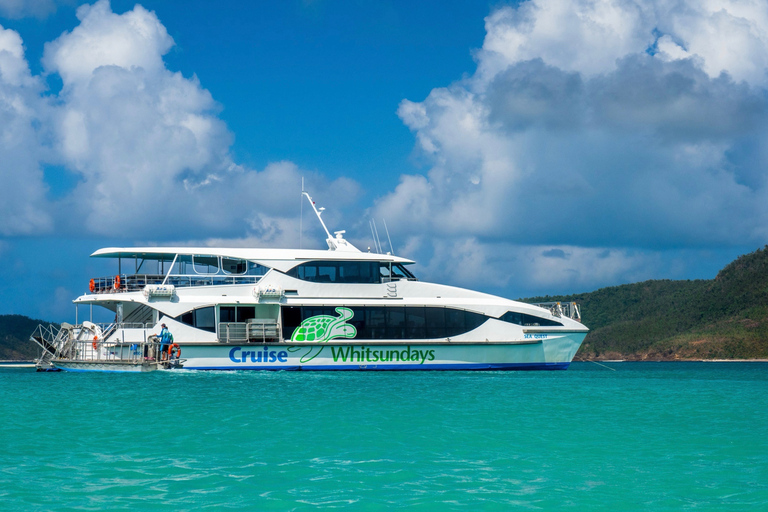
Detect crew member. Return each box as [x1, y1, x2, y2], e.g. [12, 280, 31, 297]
[157, 323, 172, 360]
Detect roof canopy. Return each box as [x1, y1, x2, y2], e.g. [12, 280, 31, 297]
[90, 247, 414, 273]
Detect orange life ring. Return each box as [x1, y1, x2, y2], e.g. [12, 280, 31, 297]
[168, 343, 180, 358]
[89, 279, 95, 293]
[92, 336, 99, 350]
[114, 275, 121, 290]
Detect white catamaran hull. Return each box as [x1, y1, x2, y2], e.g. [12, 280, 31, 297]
[176, 332, 586, 371]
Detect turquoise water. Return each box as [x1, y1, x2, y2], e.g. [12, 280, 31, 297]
[1, 363, 767, 510]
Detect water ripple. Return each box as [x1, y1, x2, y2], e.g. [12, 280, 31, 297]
[1, 363, 767, 510]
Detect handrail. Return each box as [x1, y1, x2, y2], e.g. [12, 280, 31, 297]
[31, 322, 181, 366]
[218, 320, 282, 343]
[88, 274, 264, 294]
[529, 301, 581, 321]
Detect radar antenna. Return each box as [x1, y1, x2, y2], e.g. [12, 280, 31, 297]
[301, 191, 360, 252]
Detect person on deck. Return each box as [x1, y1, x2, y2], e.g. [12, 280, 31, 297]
[158, 323, 172, 360]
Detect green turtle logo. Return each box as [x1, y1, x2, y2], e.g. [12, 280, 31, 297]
[288, 307, 357, 363]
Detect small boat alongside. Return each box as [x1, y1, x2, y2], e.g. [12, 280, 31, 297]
[31, 192, 588, 372]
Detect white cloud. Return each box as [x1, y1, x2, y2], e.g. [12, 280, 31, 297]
[376, 0, 768, 293]
[405, 236, 666, 296]
[0, 0, 363, 246]
[476, 0, 768, 87]
[42, 0, 173, 86]
[477, 0, 654, 81]
[33, 0, 362, 241]
[0, 24, 52, 235]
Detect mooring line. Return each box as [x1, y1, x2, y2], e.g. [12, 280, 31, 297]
[576, 357, 617, 371]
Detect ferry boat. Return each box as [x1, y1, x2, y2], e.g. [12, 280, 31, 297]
[31, 193, 588, 372]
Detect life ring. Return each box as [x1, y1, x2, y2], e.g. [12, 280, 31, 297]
[89, 279, 95, 293]
[114, 275, 121, 290]
[167, 343, 181, 358]
[92, 335, 99, 350]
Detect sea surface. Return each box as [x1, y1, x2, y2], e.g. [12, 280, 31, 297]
[1, 362, 767, 511]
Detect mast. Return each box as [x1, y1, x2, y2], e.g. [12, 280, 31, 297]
[301, 191, 361, 253]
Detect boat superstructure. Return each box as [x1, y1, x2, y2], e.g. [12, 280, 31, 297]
[31, 193, 588, 372]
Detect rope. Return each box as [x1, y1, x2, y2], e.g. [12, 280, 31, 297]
[575, 357, 617, 371]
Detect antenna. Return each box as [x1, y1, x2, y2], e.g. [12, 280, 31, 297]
[383, 218, 394, 255]
[369, 220, 378, 253]
[301, 190, 361, 252]
[372, 219, 383, 254]
[302, 191, 333, 240]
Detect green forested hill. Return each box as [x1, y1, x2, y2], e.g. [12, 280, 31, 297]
[525, 247, 768, 360]
[0, 315, 50, 360]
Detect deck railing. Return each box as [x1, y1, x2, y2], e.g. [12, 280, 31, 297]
[218, 320, 281, 343]
[529, 301, 582, 321]
[31, 322, 162, 368]
[89, 274, 263, 293]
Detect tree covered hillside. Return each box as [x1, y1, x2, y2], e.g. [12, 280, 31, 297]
[0, 315, 49, 360]
[525, 247, 768, 360]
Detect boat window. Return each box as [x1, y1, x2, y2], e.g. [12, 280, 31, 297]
[236, 306, 256, 323]
[176, 306, 216, 332]
[220, 306, 236, 323]
[392, 263, 414, 279]
[286, 261, 380, 283]
[221, 257, 248, 275]
[195, 307, 215, 331]
[500, 311, 563, 327]
[405, 307, 427, 339]
[361, 307, 387, 339]
[425, 307, 447, 339]
[219, 305, 256, 323]
[193, 255, 220, 275]
[246, 262, 270, 276]
[174, 255, 193, 274]
[282, 306, 488, 340]
[317, 263, 336, 283]
[379, 262, 417, 281]
[386, 307, 406, 339]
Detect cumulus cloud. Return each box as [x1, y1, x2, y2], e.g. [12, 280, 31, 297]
[42, 0, 174, 85]
[375, 0, 768, 294]
[0, 0, 362, 245]
[41, 0, 238, 236]
[0, 24, 52, 235]
[406, 236, 666, 296]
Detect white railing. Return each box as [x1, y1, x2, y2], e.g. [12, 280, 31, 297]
[31, 322, 171, 367]
[529, 301, 582, 321]
[219, 322, 248, 343]
[89, 274, 264, 294]
[218, 320, 281, 343]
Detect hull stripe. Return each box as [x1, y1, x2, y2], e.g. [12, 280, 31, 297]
[183, 362, 570, 371]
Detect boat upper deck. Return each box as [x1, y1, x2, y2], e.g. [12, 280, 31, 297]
[87, 247, 418, 294]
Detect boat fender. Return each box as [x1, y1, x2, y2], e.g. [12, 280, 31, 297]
[89, 279, 95, 293]
[114, 275, 121, 290]
[92, 336, 99, 350]
[168, 343, 181, 358]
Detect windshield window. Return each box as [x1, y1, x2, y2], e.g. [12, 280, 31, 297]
[287, 261, 380, 283]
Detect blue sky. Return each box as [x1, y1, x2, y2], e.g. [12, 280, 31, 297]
[0, 0, 766, 321]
